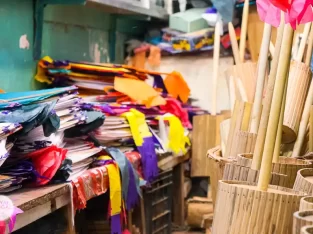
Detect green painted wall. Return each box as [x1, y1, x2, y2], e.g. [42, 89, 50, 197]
[0, 0, 149, 92]
[0, 0, 36, 92]
[42, 5, 111, 63]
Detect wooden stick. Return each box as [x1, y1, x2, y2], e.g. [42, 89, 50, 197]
[305, 24, 313, 66]
[224, 101, 240, 158]
[229, 76, 236, 113]
[293, 33, 300, 59]
[257, 25, 294, 191]
[273, 80, 287, 162]
[310, 106, 313, 152]
[249, 23, 272, 134]
[211, 21, 221, 116]
[251, 19, 285, 170]
[239, 0, 249, 63]
[292, 82, 313, 157]
[220, 119, 230, 155]
[228, 22, 240, 65]
[269, 42, 275, 58]
[235, 77, 248, 102]
[296, 23, 312, 62]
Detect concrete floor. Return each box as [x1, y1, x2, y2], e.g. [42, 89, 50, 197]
[172, 232, 205, 234]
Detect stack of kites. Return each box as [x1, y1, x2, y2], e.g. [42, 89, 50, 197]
[35, 56, 207, 181]
[32, 56, 209, 234]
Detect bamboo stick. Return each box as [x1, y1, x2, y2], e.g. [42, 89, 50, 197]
[273, 81, 287, 162]
[251, 21, 285, 170]
[305, 24, 313, 66]
[257, 25, 294, 191]
[309, 106, 313, 152]
[250, 23, 272, 134]
[225, 101, 240, 158]
[296, 23, 312, 62]
[228, 22, 240, 65]
[239, 0, 249, 63]
[211, 21, 221, 116]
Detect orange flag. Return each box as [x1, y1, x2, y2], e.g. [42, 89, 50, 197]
[164, 71, 190, 103]
[114, 77, 166, 107]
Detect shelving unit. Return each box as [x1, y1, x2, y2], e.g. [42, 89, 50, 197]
[86, 0, 168, 20]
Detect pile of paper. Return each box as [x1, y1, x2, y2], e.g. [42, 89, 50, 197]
[0, 86, 105, 192]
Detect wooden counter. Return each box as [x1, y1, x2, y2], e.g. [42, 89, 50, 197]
[9, 184, 74, 233]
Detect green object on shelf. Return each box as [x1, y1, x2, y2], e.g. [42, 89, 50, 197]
[169, 8, 208, 33]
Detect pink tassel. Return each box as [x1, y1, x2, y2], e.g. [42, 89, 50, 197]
[123, 229, 131, 234]
[0, 221, 6, 234]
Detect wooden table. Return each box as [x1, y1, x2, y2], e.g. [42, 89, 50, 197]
[8, 150, 190, 232]
[9, 184, 75, 233]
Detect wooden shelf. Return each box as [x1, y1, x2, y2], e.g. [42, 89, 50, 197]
[85, 0, 168, 20]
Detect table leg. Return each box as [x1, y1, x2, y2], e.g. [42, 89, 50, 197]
[62, 204, 75, 234]
[172, 162, 185, 226]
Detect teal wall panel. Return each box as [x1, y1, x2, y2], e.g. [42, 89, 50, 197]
[0, 1, 148, 92]
[42, 22, 110, 63]
[0, 0, 36, 92]
[42, 5, 111, 63]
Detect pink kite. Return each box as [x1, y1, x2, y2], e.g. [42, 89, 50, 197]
[257, 0, 313, 28]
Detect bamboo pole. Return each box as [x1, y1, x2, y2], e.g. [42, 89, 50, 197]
[239, 0, 249, 62]
[228, 22, 240, 65]
[273, 80, 287, 162]
[305, 25, 313, 66]
[251, 21, 285, 170]
[250, 23, 272, 134]
[258, 25, 294, 191]
[211, 21, 221, 116]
